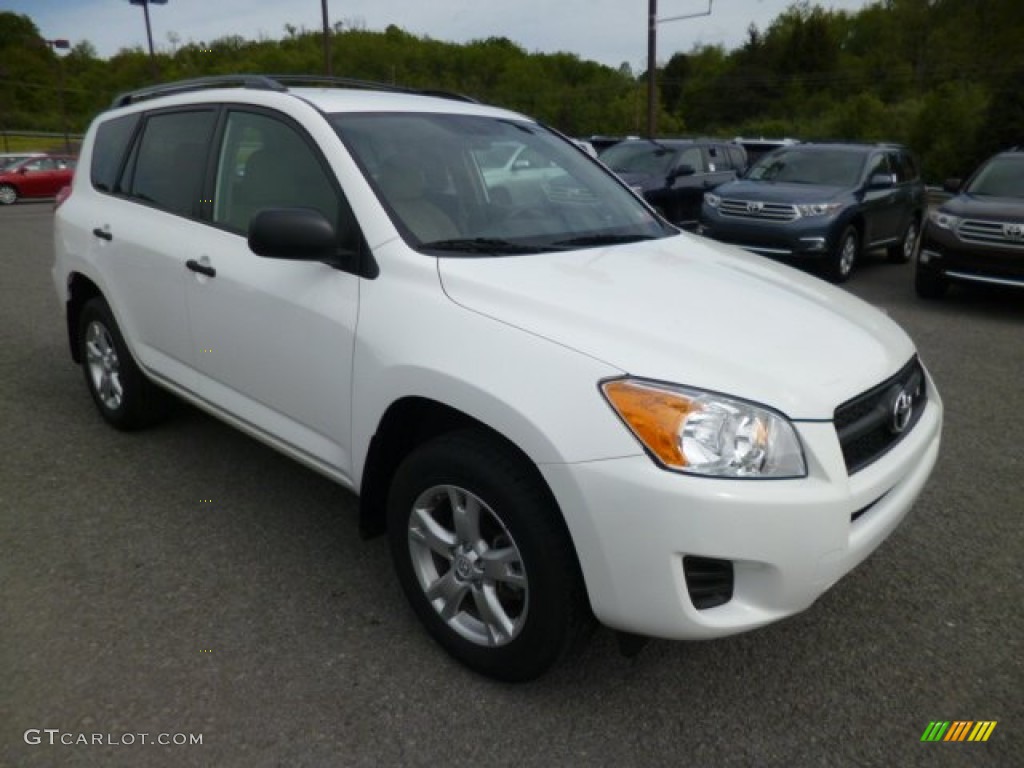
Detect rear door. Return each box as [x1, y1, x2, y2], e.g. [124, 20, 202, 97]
[87, 108, 218, 389]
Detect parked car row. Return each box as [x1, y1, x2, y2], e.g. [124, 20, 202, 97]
[0, 153, 77, 205]
[596, 135, 1022, 293]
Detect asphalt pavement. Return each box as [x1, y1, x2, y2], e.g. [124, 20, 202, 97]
[2, 201, 1021, 767]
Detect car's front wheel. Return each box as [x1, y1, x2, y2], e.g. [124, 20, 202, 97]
[77, 297, 171, 429]
[825, 226, 859, 283]
[0, 184, 18, 205]
[888, 218, 920, 263]
[387, 430, 589, 681]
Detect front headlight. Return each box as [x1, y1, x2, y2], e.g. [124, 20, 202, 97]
[601, 379, 806, 478]
[703, 192, 721, 208]
[795, 202, 842, 218]
[928, 210, 960, 230]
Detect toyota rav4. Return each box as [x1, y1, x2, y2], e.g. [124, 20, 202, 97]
[53, 75, 942, 681]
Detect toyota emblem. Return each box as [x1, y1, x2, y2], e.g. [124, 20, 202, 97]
[890, 389, 914, 434]
[1003, 223, 1024, 240]
[747, 201, 764, 214]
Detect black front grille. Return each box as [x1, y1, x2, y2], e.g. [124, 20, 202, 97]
[834, 357, 927, 474]
[683, 556, 734, 610]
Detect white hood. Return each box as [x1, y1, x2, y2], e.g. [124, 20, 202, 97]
[438, 233, 916, 419]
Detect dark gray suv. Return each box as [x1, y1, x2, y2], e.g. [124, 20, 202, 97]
[699, 143, 926, 282]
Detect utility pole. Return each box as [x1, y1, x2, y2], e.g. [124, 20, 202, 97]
[647, 0, 714, 138]
[321, 0, 332, 76]
[128, 0, 168, 80]
[44, 39, 71, 153]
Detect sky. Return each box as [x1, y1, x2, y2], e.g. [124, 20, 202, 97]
[5, 0, 875, 70]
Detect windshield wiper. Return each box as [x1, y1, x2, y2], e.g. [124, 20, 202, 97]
[419, 237, 552, 254]
[552, 233, 660, 247]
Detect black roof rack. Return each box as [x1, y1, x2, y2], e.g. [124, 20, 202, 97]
[111, 73, 477, 108]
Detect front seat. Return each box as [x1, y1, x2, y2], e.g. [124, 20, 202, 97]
[375, 155, 459, 243]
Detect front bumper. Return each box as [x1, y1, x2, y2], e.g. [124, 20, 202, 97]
[540, 383, 942, 640]
[919, 225, 1024, 288]
[699, 209, 840, 259]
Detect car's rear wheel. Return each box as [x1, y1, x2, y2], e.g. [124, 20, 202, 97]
[825, 226, 859, 283]
[0, 184, 17, 205]
[888, 218, 919, 263]
[387, 429, 589, 681]
[77, 297, 171, 429]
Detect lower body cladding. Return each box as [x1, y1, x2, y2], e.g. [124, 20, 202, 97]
[540, 394, 942, 640]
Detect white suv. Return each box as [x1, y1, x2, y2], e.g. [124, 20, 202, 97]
[54, 75, 942, 681]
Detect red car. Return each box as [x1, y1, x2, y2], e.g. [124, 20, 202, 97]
[0, 155, 77, 205]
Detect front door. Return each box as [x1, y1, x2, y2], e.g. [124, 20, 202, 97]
[184, 108, 361, 481]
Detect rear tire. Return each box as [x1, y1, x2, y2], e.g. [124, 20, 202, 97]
[0, 184, 17, 205]
[386, 429, 590, 681]
[77, 297, 172, 430]
[888, 218, 919, 263]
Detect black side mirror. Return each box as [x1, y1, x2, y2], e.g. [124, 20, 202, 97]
[248, 208, 338, 261]
[670, 164, 696, 180]
[943, 178, 962, 194]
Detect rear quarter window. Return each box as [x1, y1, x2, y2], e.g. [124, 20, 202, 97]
[90, 114, 140, 193]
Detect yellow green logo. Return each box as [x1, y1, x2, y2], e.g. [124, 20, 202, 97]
[921, 721, 997, 742]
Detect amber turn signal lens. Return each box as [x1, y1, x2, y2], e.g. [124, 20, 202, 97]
[602, 379, 696, 468]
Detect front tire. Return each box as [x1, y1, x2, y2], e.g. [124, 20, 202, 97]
[386, 430, 589, 682]
[77, 297, 171, 429]
[825, 226, 859, 283]
[0, 184, 17, 205]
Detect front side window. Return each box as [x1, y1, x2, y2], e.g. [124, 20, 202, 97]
[127, 110, 216, 217]
[212, 110, 342, 236]
[332, 113, 672, 253]
[23, 158, 56, 172]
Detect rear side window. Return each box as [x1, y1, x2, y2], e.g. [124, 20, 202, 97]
[90, 114, 140, 193]
[125, 110, 217, 217]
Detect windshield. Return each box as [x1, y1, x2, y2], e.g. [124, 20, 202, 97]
[330, 113, 672, 254]
[965, 155, 1024, 198]
[747, 148, 865, 187]
[599, 142, 679, 176]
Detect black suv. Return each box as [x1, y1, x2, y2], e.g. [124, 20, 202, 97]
[916, 148, 1024, 298]
[700, 143, 926, 282]
[599, 138, 747, 230]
